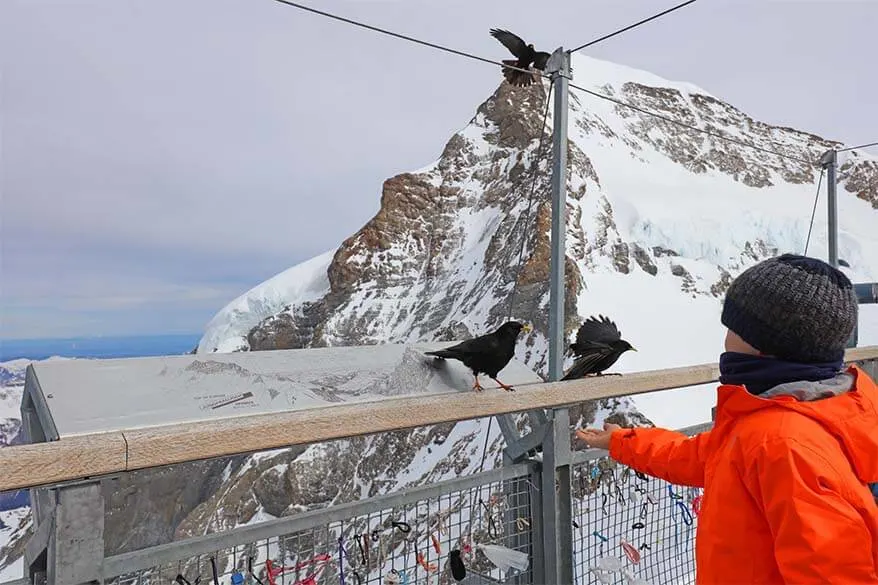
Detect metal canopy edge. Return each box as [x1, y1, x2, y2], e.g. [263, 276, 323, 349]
[22, 365, 59, 443]
[23, 342, 543, 439]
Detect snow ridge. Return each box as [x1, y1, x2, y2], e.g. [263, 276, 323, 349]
[197, 250, 334, 353]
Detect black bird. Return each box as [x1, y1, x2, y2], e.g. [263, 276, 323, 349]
[562, 315, 636, 380]
[425, 321, 531, 391]
[489, 29, 552, 87]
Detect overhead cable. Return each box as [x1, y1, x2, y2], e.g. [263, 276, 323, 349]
[569, 0, 699, 53]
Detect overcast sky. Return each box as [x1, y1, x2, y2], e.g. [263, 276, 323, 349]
[1, 0, 876, 340]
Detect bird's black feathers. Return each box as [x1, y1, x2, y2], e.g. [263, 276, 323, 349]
[573, 315, 622, 349]
[425, 321, 524, 379]
[562, 315, 634, 380]
[531, 51, 552, 71]
[561, 351, 611, 381]
[489, 29, 529, 59]
[489, 28, 551, 87]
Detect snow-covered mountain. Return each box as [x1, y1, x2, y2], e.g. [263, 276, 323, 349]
[172, 52, 878, 567]
[198, 53, 878, 415]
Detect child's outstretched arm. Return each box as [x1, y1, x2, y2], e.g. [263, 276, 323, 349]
[578, 423, 710, 487]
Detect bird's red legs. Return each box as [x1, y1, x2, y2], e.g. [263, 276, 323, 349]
[491, 377, 515, 392]
[472, 375, 484, 392]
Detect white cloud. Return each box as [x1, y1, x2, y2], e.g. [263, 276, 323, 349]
[1, 0, 876, 338]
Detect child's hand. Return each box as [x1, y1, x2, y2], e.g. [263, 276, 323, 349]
[575, 423, 622, 450]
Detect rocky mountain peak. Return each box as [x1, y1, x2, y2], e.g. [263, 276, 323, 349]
[143, 58, 878, 556]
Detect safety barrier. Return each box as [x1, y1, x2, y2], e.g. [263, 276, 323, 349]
[1, 347, 875, 584]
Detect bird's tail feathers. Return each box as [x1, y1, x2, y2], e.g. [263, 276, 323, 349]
[561, 354, 602, 381]
[501, 60, 536, 86]
[561, 362, 587, 381]
[425, 349, 456, 359]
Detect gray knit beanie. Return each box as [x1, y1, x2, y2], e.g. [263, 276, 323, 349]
[721, 254, 858, 363]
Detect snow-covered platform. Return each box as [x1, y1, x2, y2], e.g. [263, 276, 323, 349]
[21, 343, 543, 441]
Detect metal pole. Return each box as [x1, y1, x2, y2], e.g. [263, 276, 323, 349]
[548, 50, 570, 382]
[502, 452, 531, 585]
[822, 149, 858, 347]
[821, 149, 839, 267]
[539, 407, 573, 585]
[43, 482, 104, 585]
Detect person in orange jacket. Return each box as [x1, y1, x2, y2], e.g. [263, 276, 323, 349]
[578, 254, 878, 584]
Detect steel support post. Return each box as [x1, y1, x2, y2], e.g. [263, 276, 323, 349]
[547, 50, 570, 383]
[497, 45, 574, 583]
[537, 47, 575, 584]
[501, 451, 533, 585]
[820, 149, 839, 268]
[499, 51, 572, 579]
[527, 465, 545, 585]
[539, 407, 573, 584]
[820, 149, 856, 348]
[37, 482, 105, 585]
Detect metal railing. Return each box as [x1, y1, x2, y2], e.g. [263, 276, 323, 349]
[94, 424, 709, 585]
[4, 346, 877, 493]
[2, 349, 876, 585]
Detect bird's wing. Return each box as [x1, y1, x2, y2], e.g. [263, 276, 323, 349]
[532, 51, 552, 70]
[438, 333, 500, 357]
[489, 29, 529, 59]
[570, 339, 613, 355]
[561, 348, 612, 380]
[575, 315, 622, 346]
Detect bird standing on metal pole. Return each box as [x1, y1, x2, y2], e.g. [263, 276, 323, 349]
[489, 29, 552, 86]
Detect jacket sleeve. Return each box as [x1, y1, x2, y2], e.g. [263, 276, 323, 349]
[608, 427, 710, 487]
[743, 437, 877, 584]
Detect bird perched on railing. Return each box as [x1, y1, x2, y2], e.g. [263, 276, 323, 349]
[489, 29, 552, 87]
[562, 315, 636, 380]
[425, 321, 531, 391]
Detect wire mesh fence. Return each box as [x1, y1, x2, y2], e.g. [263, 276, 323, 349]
[103, 453, 700, 585]
[106, 470, 537, 585]
[43, 417, 714, 585]
[570, 454, 701, 585]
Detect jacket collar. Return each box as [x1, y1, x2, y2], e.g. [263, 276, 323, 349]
[713, 365, 878, 484]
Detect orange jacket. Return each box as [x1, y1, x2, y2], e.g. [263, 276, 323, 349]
[609, 365, 878, 584]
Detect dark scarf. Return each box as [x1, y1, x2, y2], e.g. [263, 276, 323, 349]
[718, 352, 844, 396]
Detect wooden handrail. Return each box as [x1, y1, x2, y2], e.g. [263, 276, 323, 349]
[2, 346, 877, 492]
[1, 433, 128, 490]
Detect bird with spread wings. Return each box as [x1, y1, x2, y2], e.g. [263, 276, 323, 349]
[562, 315, 636, 380]
[489, 29, 552, 87]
